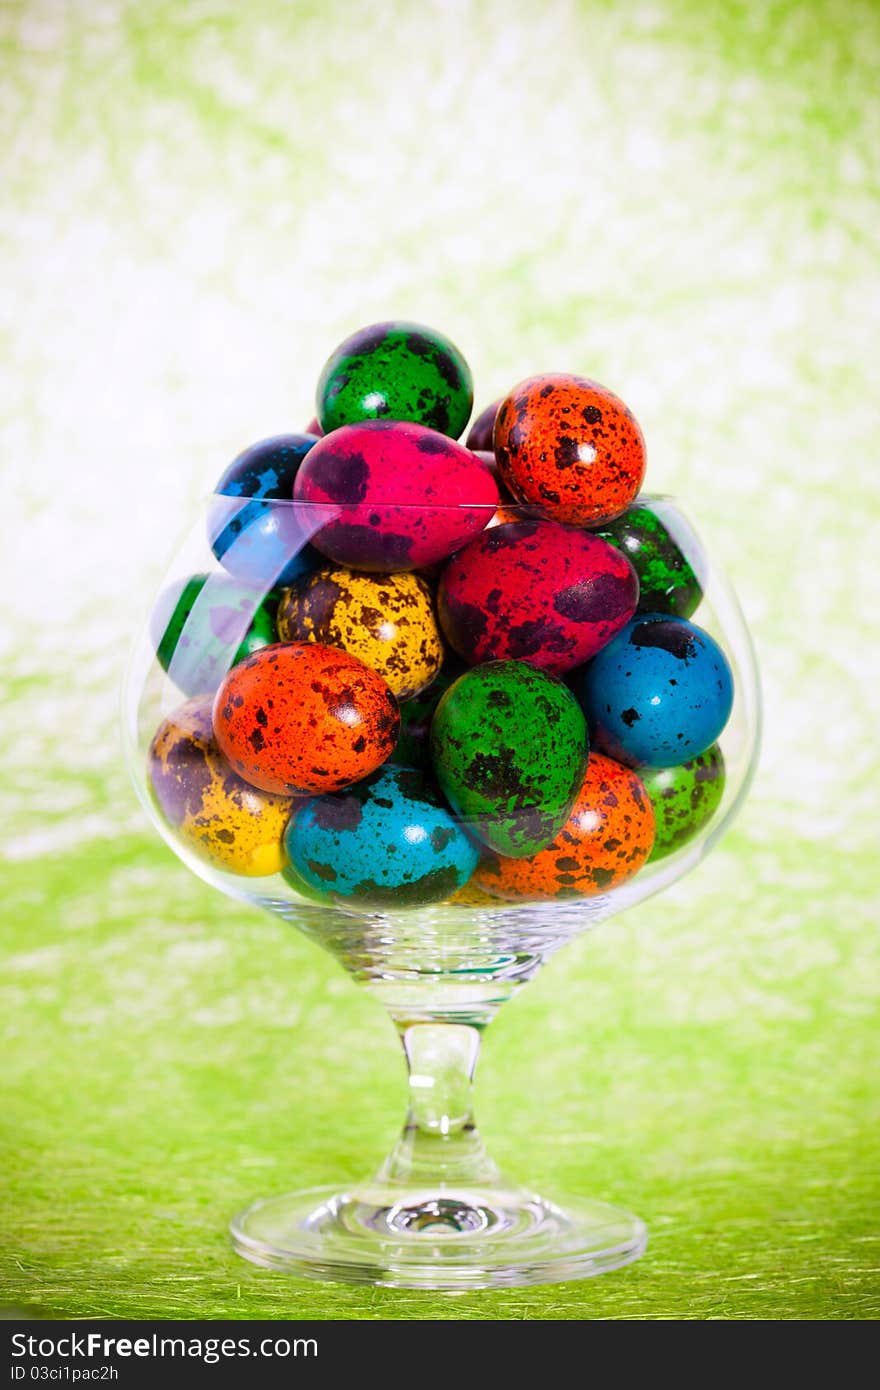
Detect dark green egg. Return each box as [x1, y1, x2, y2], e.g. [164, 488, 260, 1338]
[430, 660, 588, 858]
[641, 743, 726, 860]
[596, 503, 702, 618]
[316, 320, 473, 438]
[151, 573, 275, 696]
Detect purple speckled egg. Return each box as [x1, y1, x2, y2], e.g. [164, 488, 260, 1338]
[466, 399, 502, 451]
[292, 419, 498, 571]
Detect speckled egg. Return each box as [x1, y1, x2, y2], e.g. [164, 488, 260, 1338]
[494, 374, 646, 525]
[438, 519, 638, 675]
[595, 502, 703, 618]
[305, 417, 324, 436]
[641, 744, 726, 861]
[379, 665, 453, 770]
[447, 880, 501, 907]
[283, 765, 480, 909]
[579, 615, 734, 767]
[148, 696, 294, 876]
[276, 567, 443, 700]
[430, 660, 588, 858]
[150, 573, 274, 696]
[317, 320, 473, 438]
[471, 448, 510, 487]
[475, 753, 654, 900]
[471, 450, 497, 470]
[293, 419, 498, 571]
[208, 434, 322, 587]
[466, 399, 501, 451]
[213, 642, 400, 795]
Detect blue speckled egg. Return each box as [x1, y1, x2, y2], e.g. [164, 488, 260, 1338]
[578, 614, 734, 767]
[283, 765, 479, 908]
[209, 433, 323, 586]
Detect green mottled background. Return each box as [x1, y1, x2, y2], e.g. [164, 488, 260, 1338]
[2, 0, 878, 1321]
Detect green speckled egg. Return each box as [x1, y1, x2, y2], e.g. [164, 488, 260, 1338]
[316, 320, 473, 438]
[596, 503, 702, 618]
[641, 743, 726, 860]
[151, 573, 275, 696]
[430, 660, 588, 858]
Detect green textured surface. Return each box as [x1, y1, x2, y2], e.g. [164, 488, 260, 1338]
[2, 0, 879, 1321]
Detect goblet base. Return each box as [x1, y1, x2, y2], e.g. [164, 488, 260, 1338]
[231, 1182, 646, 1290]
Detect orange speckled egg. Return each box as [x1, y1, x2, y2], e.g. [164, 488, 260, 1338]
[494, 374, 646, 525]
[475, 752, 654, 900]
[148, 695, 294, 876]
[212, 642, 400, 795]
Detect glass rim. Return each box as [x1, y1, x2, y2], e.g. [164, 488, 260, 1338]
[202, 490, 679, 512]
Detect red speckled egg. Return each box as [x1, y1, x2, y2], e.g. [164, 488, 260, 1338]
[438, 519, 639, 674]
[292, 419, 498, 572]
[494, 374, 646, 525]
[212, 642, 400, 795]
[474, 752, 655, 900]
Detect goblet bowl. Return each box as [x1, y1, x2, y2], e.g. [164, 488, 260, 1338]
[123, 494, 760, 1290]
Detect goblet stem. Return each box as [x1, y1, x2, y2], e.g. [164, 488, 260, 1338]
[232, 974, 647, 1282]
[377, 1021, 500, 1189]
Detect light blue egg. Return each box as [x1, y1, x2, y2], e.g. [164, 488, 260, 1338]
[208, 434, 323, 586]
[283, 765, 479, 908]
[578, 614, 733, 767]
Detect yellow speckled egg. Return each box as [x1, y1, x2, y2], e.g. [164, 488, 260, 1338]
[148, 695, 294, 876]
[447, 879, 499, 907]
[276, 567, 444, 700]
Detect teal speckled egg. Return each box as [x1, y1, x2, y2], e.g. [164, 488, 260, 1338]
[640, 743, 726, 860]
[430, 660, 588, 858]
[283, 765, 479, 908]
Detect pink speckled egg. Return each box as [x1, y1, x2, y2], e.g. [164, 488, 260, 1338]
[292, 419, 498, 572]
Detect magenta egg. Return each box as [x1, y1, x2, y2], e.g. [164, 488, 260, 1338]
[292, 419, 499, 571]
[438, 518, 639, 675]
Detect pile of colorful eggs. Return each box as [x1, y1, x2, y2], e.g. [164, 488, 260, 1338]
[148, 322, 733, 909]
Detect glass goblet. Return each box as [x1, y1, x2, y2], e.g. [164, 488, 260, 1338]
[123, 494, 760, 1290]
